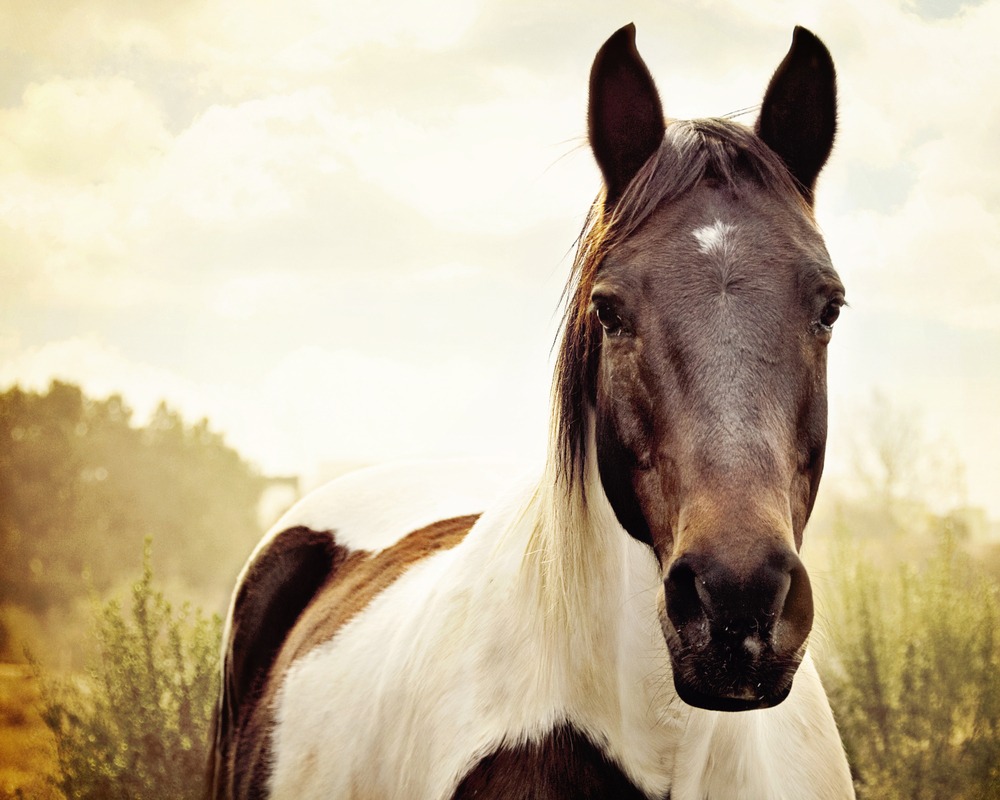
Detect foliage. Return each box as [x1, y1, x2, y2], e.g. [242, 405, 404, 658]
[822, 519, 1000, 800]
[39, 540, 221, 800]
[0, 381, 265, 622]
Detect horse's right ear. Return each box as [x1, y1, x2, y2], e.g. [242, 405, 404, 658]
[588, 24, 665, 204]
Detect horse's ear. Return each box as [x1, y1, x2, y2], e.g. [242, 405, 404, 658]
[588, 24, 665, 204]
[756, 26, 837, 204]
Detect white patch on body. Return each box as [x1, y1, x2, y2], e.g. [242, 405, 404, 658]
[267, 459, 518, 552]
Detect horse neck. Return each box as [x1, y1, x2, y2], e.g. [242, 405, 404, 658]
[519, 417, 661, 658]
[488, 419, 677, 753]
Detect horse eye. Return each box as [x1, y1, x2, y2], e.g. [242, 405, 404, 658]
[594, 300, 624, 336]
[817, 297, 844, 331]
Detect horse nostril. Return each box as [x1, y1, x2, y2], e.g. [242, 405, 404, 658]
[774, 557, 813, 652]
[663, 558, 704, 632]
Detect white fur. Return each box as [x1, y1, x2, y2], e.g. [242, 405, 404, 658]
[266, 459, 519, 553]
[672, 655, 853, 799]
[693, 219, 737, 257]
[219, 460, 519, 660]
[259, 446, 854, 799]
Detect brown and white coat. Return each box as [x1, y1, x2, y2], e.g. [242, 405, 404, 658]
[211, 456, 851, 800]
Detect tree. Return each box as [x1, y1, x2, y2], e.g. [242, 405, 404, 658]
[0, 381, 265, 626]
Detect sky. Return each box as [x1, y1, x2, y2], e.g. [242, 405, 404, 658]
[1, 0, 998, 516]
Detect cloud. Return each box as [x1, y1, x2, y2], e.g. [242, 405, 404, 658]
[245, 344, 549, 469]
[143, 89, 342, 226]
[0, 336, 215, 422]
[0, 63, 584, 315]
[1, 0, 998, 517]
[0, 76, 169, 182]
[819, 0, 1000, 332]
[0, 76, 171, 307]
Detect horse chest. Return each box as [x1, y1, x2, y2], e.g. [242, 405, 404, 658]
[263, 521, 677, 800]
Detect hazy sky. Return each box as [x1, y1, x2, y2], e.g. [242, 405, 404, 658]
[2, 0, 998, 515]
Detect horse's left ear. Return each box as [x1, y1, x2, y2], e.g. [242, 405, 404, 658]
[756, 26, 837, 204]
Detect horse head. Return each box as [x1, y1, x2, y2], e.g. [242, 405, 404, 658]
[558, 24, 842, 712]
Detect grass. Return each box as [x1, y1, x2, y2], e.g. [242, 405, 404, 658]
[37, 540, 221, 800]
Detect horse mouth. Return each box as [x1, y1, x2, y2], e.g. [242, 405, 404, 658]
[663, 624, 804, 712]
[672, 670, 794, 712]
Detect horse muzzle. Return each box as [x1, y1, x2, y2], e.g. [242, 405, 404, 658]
[660, 547, 813, 711]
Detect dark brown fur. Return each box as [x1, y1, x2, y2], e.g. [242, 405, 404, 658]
[554, 119, 811, 489]
[208, 527, 349, 800]
[452, 724, 657, 800]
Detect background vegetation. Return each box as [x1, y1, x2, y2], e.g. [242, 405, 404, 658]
[819, 523, 1000, 799]
[1, 381, 998, 798]
[0, 382, 260, 798]
[39, 541, 220, 800]
[0, 381, 263, 668]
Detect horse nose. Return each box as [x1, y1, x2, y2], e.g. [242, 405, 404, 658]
[664, 548, 813, 655]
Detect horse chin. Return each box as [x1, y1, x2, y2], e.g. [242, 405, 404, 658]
[672, 671, 794, 712]
[664, 633, 803, 712]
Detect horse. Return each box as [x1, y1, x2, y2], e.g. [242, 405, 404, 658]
[209, 24, 854, 800]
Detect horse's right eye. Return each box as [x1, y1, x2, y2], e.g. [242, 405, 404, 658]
[593, 300, 625, 336]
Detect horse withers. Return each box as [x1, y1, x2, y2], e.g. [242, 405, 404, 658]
[210, 24, 854, 800]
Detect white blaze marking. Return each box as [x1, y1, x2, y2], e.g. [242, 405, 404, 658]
[693, 220, 737, 256]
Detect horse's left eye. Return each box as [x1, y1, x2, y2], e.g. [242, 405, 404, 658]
[817, 297, 844, 331]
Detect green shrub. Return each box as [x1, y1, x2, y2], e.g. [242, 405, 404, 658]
[822, 521, 1000, 800]
[39, 540, 221, 800]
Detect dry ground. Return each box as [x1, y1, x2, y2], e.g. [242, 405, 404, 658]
[0, 663, 61, 799]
